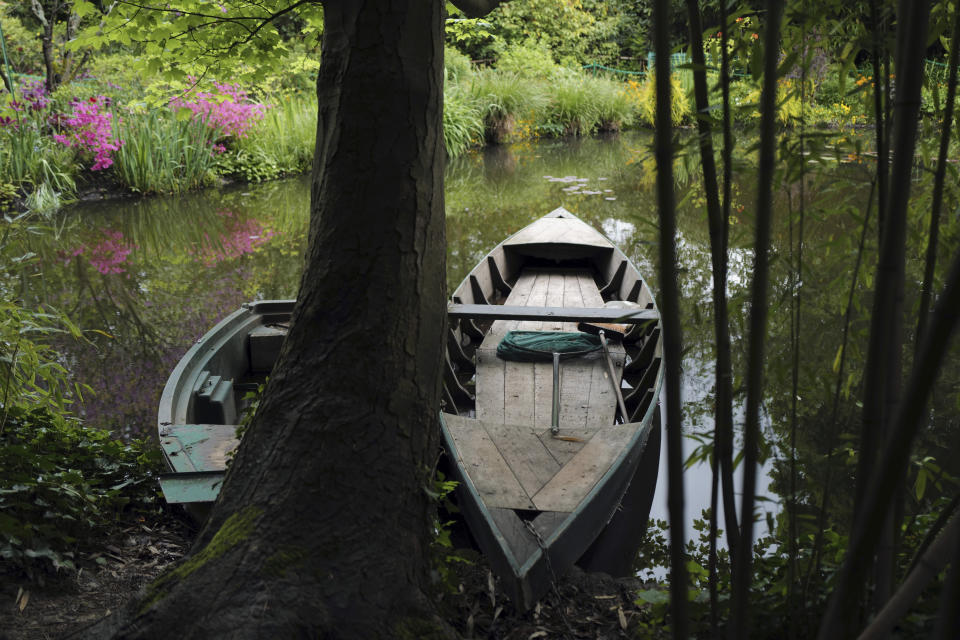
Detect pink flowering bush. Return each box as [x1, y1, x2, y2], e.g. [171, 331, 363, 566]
[170, 82, 267, 146]
[52, 96, 124, 171]
[63, 230, 137, 274]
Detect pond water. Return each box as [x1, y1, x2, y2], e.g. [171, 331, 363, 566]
[20, 129, 948, 543]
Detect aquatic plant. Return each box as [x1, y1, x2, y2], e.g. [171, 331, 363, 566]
[467, 69, 546, 144]
[113, 112, 219, 194]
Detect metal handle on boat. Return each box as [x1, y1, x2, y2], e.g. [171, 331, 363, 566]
[551, 351, 560, 435]
[599, 330, 629, 423]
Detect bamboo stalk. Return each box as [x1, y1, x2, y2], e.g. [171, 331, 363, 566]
[715, 0, 740, 560]
[730, 1, 784, 636]
[683, 2, 740, 583]
[652, 1, 687, 637]
[819, 237, 960, 639]
[827, 2, 930, 634]
[858, 510, 960, 639]
[916, 0, 960, 347]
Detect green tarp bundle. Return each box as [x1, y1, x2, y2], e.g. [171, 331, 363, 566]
[496, 330, 601, 362]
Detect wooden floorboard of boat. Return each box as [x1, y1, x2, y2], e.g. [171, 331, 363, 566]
[445, 415, 535, 510]
[481, 421, 561, 498]
[446, 413, 644, 516]
[530, 421, 641, 512]
[159, 424, 240, 473]
[476, 268, 624, 429]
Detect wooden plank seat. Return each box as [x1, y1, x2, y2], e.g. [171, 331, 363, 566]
[448, 304, 659, 324]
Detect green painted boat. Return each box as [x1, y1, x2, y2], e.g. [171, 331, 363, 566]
[157, 299, 294, 520]
[441, 207, 663, 610]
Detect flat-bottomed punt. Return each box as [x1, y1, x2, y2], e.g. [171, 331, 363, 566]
[442, 207, 663, 610]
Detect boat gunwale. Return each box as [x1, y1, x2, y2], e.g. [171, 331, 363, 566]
[157, 299, 295, 473]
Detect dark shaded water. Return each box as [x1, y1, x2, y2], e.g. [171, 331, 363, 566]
[17, 130, 958, 540]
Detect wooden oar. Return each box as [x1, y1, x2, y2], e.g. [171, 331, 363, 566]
[578, 321, 630, 423]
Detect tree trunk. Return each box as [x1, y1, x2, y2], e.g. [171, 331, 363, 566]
[90, 2, 451, 637]
[32, 0, 58, 92]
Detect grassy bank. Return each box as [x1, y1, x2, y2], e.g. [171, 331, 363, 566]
[0, 43, 940, 214]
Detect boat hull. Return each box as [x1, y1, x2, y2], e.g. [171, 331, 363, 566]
[441, 207, 663, 609]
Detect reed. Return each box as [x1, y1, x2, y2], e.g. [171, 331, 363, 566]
[113, 111, 219, 194]
[0, 122, 77, 196]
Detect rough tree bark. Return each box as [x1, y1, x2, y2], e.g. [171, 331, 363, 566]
[88, 1, 462, 637]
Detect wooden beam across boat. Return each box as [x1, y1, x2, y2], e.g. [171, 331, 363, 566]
[447, 303, 659, 324]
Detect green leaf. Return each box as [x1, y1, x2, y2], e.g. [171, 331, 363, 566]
[635, 589, 670, 605]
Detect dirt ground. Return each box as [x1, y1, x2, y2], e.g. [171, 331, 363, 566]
[1, 513, 658, 640]
[0, 513, 195, 640]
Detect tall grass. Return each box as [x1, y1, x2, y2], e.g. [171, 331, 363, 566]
[543, 75, 602, 136]
[592, 78, 636, 132]
[467, 69, 547, 143]
[542, 75, 635, 136]
[113, 112, 219, 194]
[444, 83, 484, 157]
[218, 94, 317, 182]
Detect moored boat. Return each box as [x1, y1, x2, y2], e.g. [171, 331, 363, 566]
[442, 207, 663, 610]
[156, 300, 293, 520]
[156, 207, 662, 610]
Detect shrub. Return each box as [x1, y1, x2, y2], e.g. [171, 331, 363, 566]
[0, 406, 163, 581]
[170, 82, 267, 150]
[496, 42, 562, 78]
[445, 46, 473, 83]
[627, 73, 692, 127]
[52, 96, 123, 171]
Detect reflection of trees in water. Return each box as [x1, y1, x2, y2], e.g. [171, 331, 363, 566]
[15, 180, 310, 438]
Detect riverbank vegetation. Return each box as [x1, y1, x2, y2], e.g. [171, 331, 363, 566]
[1, 1, 954, 214]
[2, 0, 960, 638]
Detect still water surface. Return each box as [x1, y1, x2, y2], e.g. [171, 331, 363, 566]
[23, 131, 885, 538]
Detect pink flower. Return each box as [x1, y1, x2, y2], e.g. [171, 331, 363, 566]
[52, 97, 123, 171]
[169, 82, 267, 148]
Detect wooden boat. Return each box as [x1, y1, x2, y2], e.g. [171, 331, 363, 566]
[156, 207, 662, 609]
[442, 207, 663, 610]
[156, 299, 294, 521]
